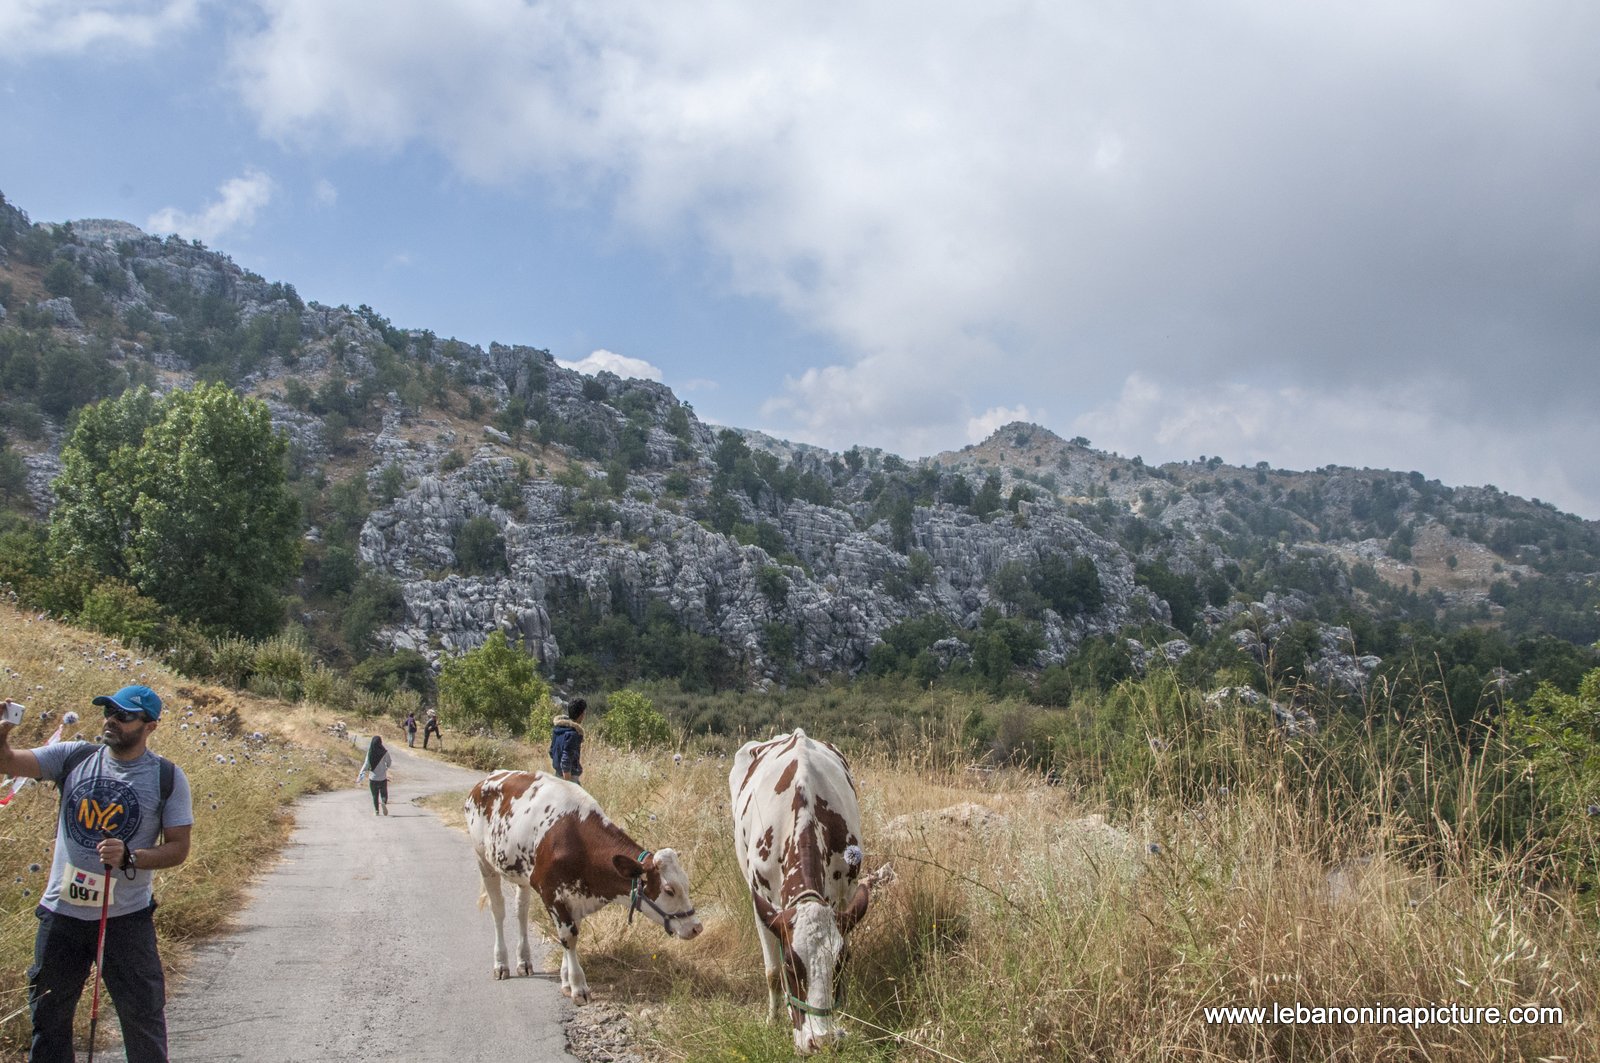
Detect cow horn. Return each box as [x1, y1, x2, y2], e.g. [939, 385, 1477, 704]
[837, 882, 872, 935]
[752, 889, 790, 936]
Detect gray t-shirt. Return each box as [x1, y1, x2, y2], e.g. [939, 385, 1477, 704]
[33, 742, 195, 920]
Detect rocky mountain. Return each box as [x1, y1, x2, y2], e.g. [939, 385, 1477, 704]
[3, 189, 1597, 696]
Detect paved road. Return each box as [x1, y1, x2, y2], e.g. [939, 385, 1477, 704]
[164, 739, 576, 1063]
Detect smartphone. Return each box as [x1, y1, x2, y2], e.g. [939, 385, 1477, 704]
[1, 700, 24, 726]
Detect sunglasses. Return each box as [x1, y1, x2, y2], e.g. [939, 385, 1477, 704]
[103, 708, 150, 724]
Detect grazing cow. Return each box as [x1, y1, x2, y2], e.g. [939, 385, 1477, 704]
[730, 729, 894, 1054]
[466, 770, 702, 1003]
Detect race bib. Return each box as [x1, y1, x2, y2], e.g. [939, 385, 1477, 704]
[61, 862, 116, 908]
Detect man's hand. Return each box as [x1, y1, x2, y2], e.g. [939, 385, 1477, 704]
[0, 709, 43, 780]
[97, 837, 128, 870]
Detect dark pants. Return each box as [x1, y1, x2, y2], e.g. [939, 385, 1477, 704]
[423, 723, 441, 749]
[29, 902, 168, 1063]
[368, 778, 389, 812]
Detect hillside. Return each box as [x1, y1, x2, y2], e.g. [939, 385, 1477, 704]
[2, 188, 1597, 718]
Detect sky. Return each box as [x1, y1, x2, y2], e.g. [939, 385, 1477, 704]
[2, 1, 1598, 518]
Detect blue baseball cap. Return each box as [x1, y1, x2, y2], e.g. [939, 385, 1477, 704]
[92, 685, 163, 721]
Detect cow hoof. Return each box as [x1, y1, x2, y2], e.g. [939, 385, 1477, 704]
[517, 962, 533, 976]
[571, 989, 591, 1005]
[494, 967, 510, 981]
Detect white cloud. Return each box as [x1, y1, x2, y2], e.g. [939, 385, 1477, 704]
[221, 2, 1600, 512]
[147, 170, 276, 245]
[557, 349, 664, 383]
[313, 178, 338, 206]
[967, 406, 1038, 444]
[0, 0, 201, 57]
[1075, 373, 1600, 517]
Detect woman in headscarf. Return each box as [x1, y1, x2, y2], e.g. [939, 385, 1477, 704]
[357, 734, 393, 815]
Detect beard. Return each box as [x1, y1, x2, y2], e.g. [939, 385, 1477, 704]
[102, 724, 141, 751]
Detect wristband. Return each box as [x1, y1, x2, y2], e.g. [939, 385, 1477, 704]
[122, 848, 138, 871]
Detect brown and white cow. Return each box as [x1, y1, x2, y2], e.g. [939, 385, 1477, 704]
[730, 729, 894, 1054]
[466, 770, 702, 1003]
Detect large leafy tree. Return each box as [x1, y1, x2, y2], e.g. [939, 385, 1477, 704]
[437, 630, 551, 737]
[49, 383, 300, 637]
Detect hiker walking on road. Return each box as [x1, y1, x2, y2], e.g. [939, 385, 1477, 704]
[422, 708, 443, 750]
[549, 698, 587, 784]
[0, 685, 194, 1063]
[403, 712, 417, 747]
[357, 735, 392, 815]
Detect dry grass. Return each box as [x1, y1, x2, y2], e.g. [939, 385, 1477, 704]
[9, 599, 1590, 1061]
[429, 723, 1599, 1062]
[0, 602, 354, 1060]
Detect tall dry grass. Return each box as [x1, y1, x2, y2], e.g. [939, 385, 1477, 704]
[0, 602, 352, 1060]
[438, 681, 1598, 1062]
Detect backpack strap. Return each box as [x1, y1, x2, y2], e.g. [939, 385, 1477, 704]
[156, 755, 175, 819]
[56, 741, 101, 783]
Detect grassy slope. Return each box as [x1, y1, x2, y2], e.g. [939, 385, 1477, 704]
[3, 599, 1596, 1060]
[433, 722, 1599, 1063]
[0, 602, 353, 1060]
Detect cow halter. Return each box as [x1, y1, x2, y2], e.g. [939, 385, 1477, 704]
[627, 850, 695, 937]
[776, 890, 842, 1020]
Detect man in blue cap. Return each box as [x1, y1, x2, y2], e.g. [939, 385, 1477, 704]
[0, 684, 194, 1063]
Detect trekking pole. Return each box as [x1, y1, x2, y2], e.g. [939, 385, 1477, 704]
[84, 861, 112, 1063]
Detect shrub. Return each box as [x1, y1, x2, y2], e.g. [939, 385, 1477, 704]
[438, 630, 549, 736]
[76, 579, 167, 647]
[251, 631, 315, 696]
[597, 688, 673, 748]
[209, 637, 259, 688]
[454, 515, 507, 576]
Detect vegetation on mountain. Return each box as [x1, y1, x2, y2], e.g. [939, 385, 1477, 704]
[1, 186, 1598, 836]
[48, 383, 300, 637]
[438, 629, 552, 738]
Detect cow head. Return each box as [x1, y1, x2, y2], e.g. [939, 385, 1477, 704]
[753, 883, 874, 1054]
[616, 848, 703, 939]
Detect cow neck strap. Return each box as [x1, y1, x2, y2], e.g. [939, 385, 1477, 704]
[777, 934, 840, 1018]
[628, 850, 695, 936]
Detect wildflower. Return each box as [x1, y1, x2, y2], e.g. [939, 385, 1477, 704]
[1148, 842, 1163, 856]
[29, 863, 41, 872]
[1588, 804, 1600, 818]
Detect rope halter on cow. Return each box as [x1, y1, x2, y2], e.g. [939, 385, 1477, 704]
[777, 890, 842, 1019]
[627, 850, 696, 937]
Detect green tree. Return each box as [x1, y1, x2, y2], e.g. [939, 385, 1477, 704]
[1504, 668, 1600, 873]
[971, 473, 1003, 519]
[0, 441, 27, 506]
[455, 515, 507, 575]
[597, 688, 673, 747]
[49, 383, 300, 636]
[437, 630, 550, 737]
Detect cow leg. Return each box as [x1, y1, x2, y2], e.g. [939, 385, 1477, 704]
[477, 856, 511, 980]
[753, 902, 784, 1024]
[514, 884, 535, 976]
[550, 903, 589, 1004]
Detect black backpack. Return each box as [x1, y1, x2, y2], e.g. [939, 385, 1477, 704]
[56, 744, 177, 822]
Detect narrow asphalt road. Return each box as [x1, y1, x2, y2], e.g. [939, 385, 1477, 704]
[163, 738, 576, 1063]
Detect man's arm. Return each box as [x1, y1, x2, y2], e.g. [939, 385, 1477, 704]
[0, 719, 43, 780]
[98, 825, 192, 872]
